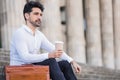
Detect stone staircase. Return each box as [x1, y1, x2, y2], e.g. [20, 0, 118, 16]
[0, 50, 10, 66]
[1, 51, 120, 80]
[76, 63, 120, 80]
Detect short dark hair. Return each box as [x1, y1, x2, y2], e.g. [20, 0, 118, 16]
[23, 1, 44, 20]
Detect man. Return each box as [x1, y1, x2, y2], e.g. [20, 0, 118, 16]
[10, 1, 81, 80]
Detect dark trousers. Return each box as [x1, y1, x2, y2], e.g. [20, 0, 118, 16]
[33, 58, 77, 80]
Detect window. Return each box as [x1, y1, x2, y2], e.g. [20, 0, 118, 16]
[60, 6, 66, 25]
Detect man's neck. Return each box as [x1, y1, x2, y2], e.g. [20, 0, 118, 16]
[26, 22, 36, 35]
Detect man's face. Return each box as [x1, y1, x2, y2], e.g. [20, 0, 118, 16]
[26, 8, 43, 27]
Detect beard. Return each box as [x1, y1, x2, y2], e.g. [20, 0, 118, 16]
[29, 19, 41, 27]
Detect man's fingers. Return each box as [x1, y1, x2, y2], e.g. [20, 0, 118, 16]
[54, 52, 62, 58]
[57, 50, 63, 53]
[76, 67, 81, 73]
[76, 66, 81, 73]
[72, 61, 81, 73]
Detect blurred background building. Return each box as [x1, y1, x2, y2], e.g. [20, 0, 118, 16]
[0, 0, 120, 71]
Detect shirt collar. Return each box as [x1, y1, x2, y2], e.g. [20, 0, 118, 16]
[22, 24, 38, 35]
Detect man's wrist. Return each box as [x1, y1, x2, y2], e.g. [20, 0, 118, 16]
[70, 60, 75, 65]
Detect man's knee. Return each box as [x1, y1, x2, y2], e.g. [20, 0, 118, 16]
[46, 58, 58, 65]
[59, 60, 71, 68]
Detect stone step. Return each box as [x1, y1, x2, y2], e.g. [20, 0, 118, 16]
[1, 63, 120, 80]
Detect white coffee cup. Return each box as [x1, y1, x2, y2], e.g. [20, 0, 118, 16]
[55, 41, 64, 50]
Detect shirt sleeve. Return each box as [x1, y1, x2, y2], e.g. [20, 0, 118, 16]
[40, 34, 73, 63]
[13, 32, 49, 63]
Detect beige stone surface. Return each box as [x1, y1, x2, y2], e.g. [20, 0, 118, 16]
[85, 0, 102, 66]
[113, 0, 120, 69]
[100, 0, 115, 69]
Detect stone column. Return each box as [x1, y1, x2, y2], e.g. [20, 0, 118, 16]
[66, 0, 86, 63]
[0, 0, 26, 50]
[0, 0, 7, 50]
[40, 0, 63, 44]
[85, 0, 102, 66]
[1, 0, 26, 50]
[100, 0, 115, 69]
[113, 0, 120, 70]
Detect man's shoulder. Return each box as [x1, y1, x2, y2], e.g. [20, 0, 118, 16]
[13, 26, 25, 37]
[15, 27, 24, 34]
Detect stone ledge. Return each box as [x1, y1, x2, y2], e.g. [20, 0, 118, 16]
[1, 63, 120, 80]
[1, 51, 120, 80]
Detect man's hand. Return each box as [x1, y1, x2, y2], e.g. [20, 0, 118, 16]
[48, 50, 63, 58]
[71, 61, 81, 73]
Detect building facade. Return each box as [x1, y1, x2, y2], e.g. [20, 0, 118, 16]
[0, 0, 120, 70]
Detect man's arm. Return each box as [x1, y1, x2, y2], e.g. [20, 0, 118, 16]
[40, 34, 74, 62]
[13, 32, 49, 63]
[40, 33, 81, 73]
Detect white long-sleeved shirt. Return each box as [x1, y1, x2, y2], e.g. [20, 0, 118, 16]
[10, 24, 73, 65]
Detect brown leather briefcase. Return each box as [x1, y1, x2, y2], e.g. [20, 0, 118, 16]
[5, 65, 50, 80]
